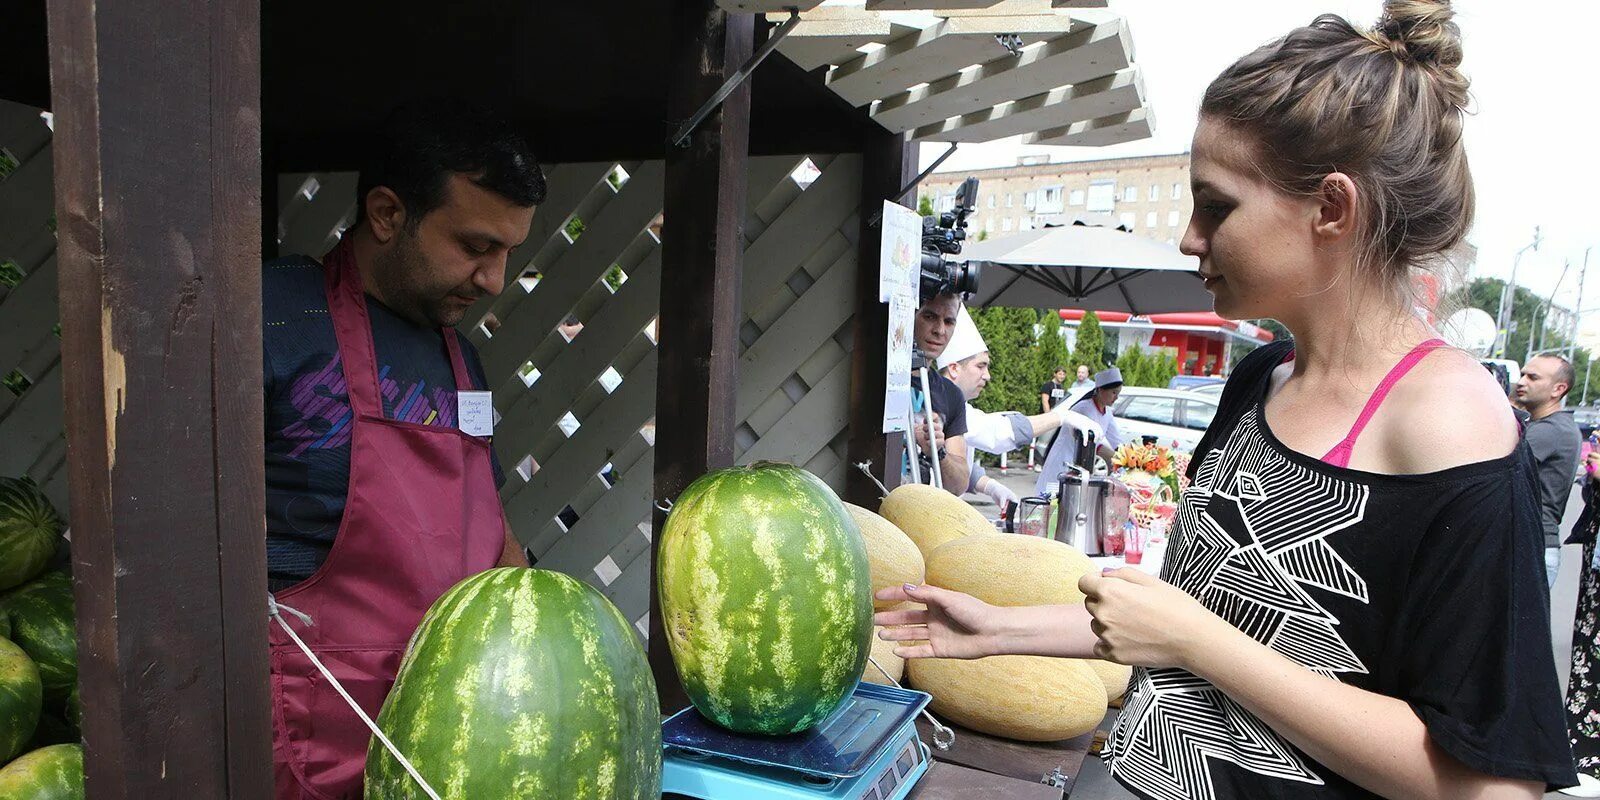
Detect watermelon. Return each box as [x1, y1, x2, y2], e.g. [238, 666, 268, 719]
[658, 462, 873, 735]
[2, 572, 76, 703]
[0, 478, 63, 593]
[365, 568, 660, 799]
[0, 636, 42, 762]
[0, 743, 84, 800]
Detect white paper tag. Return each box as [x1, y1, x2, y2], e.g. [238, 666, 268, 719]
[458, 391, 494, 437]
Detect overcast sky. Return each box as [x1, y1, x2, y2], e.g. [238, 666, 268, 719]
[920, 0, 1600, 327]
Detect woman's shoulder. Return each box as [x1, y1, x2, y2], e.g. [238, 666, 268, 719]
[1373, 346, 1520, 475]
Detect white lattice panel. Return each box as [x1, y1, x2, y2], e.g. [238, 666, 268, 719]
[0, 100, 68, 511]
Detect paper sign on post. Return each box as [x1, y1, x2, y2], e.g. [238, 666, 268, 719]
[457, 391, 495, 437]
[880, 200, 921, 433]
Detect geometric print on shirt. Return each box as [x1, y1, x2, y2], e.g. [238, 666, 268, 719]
[1104, 406, 1371, 800]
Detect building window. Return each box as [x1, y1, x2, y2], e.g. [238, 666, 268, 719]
[939, 195, 956, 212]
[1006, 193, 1014, 208]
[1149, 184, 1159, 201]
[1023, 191, 1037, 211]
[1171, 182, 1182, 200]
[1002, 217, 1014, 232]
[987, 194, 995, 209]
[1069, 188, 1085, 206]
[1021, 216, 1034, 231]
[1146, 211, 1158, 229]
[1124, 186, 1138, 203]
[1120, 212, 1136, 230]
[1087, 180, 1116, 213]
[1038, 185, 1064, 214]
[1168, 210, 1181, 228]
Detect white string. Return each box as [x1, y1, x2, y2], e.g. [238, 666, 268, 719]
[866, 656, 955, 751]
[852, 462, 891, 499]
[267, 595, 443, 800]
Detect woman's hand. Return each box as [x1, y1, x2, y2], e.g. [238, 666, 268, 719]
[1078, 567, 1233, 670]
[1586, 450, 1600, 486]
[873, 583, 1007, 660]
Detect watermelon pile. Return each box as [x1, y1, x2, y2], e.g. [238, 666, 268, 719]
[0, 476, 82, 799]
[657, 462, 873, 736]
[366, 568, 661, 799]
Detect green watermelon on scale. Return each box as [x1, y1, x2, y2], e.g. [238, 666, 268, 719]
[365, 568, 660, 799]
[0, 478, 64, 593]
[0, 636, 42, 762]
[0, 743, 84, 800]
[2, 572, 76, 704]
[658, 462, 873, 736]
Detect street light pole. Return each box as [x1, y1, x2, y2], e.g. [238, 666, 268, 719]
[1570, 247, 1591, 362]
[1528, 258, 1571, 364]
[1495, 226, 1542, 359]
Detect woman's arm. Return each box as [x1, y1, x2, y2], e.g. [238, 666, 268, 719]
[1082, 569, 1543, 800]
[873, 584, 1100, 660]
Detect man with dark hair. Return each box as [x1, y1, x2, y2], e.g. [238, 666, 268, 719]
[1040, 366, 1067, 412]
[262, 101, 544, 798]
[911, 292, 971, 494]
[1518, 352, 1582, 588]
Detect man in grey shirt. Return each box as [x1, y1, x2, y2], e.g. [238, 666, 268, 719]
[1518, 352, 1582, 587]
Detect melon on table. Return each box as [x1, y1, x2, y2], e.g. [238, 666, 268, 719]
[0, 743, 84, 800]
[925, 533, 1095, 607]
[843, 503, 924, 611]
[0, 478, 64, 594]
[907, 655, 1104, 742]
[1, 572, 76, 704]
[0, 636, 42, 763]
[878, 484, 992, 559]
[365, 568, 660, 800]
[658, 462, 872, 736]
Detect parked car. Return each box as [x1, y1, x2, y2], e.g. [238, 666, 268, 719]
[1574, 405, 1600, 440]
[1111, 387, 1218, 452]
[1188, 382, 1225, 396]
[1168, 375, 1226, 392]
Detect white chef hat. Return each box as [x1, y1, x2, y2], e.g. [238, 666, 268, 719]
[937, 305, 987, 370]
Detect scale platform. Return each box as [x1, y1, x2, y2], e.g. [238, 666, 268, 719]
[662, 682, 933, 800]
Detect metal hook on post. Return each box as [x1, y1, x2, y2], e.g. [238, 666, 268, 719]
[866, 656, 957, 751]
[669, 8, 803, 149]
[853, 461, 891, 500]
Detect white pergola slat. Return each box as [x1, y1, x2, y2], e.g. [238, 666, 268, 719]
[1025, 106, 1155, 146]
[869, 17, 1130, 132]
[865, 0, 1008, 9]
[717, 0, 825, 12]
[911, 67, 1143, 142]
[776, 17, 909, 71]
[823, 14, 1077, 107]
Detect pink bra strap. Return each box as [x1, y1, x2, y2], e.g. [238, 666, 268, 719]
[1321, 338, 1448, 467]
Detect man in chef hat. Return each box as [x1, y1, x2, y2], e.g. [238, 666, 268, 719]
[1033, 363, 1125, 497]
[937, 305, 1105, 512]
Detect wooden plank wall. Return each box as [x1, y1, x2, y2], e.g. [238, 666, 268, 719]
[274, 154, 866, 635]
[0, 99, 68, 511]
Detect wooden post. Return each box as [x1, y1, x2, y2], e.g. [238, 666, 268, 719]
[846, 128, 916, 509]
[648, 1, 754, 713]
[46, 0, 271, 796]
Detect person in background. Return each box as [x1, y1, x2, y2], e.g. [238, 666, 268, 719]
[1034, 368, 1123, 497]
[878, 2, 1577, 797]
[1069, 364, 1096, 395]
[910, 291, 971, 494]
[1518, 352, 1581, 587]
[939, 306, 1105, 515]
[1563, 445, 1600, 797]
[1040, 366, 1068, 412]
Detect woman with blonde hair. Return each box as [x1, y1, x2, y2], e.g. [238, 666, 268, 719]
[876, 2, 1578, 798]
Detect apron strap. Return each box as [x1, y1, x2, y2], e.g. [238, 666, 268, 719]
[321, 237, 385, 417]
[441, 327, 475, 392]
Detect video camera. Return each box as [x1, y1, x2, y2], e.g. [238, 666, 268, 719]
[919, 176, 982, 303]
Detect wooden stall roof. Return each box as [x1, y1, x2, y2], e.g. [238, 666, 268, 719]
[0, 1, 881, 165]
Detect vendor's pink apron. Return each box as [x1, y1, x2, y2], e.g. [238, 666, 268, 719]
[269, 239, 506, 799]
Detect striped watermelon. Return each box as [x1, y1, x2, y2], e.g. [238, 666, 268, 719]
[0, 744, 84, 800]
[365, 568, 660, 799]
[2, 572, 75, 703]
[0, 478, 63, 593]
[658, 462, 873, 735]
[0, 636, 42, 762]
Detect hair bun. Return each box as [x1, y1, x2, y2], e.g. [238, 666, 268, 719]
[1375, 0, 1463, 69]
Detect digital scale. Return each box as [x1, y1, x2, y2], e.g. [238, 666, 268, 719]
[662, 682, 935, 800]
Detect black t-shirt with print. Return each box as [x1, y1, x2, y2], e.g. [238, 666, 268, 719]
[1040, 379, 1066, 408]
[1103, 340, 1577, 800]
[262, 255, 504, 591]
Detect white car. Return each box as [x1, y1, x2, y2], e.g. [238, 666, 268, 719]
[1111, 387, 1218, 452]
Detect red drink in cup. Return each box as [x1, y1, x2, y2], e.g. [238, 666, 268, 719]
[1124, 524, 1144, 565]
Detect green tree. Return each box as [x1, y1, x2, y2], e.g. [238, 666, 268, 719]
[970, 307, 1041, 417]
[1034, 315, 1072, 398]
[1450, 277, 1600, 403]
[1072, 311, 1108, 373]
[917, 195, 935, 217]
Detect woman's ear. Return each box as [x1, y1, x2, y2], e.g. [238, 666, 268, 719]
[1314, 172, 1360, 243]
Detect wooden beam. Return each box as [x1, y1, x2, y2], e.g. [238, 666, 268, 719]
[45, 0, 271, 796]
[846, 128, 914, 509]
[648, 0, 754, 714]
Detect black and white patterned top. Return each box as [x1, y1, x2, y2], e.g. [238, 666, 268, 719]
[1102, 340, 1577, 800]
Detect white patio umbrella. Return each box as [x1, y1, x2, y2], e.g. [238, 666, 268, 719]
[959, 218, 1209, 314]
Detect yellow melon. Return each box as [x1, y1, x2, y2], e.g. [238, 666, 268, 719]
[879, 484, 993, 559]
[925, 533, 1096, 607]
[907, 655, 1105, 741]
[862, 629, 905, 686]
[845, 503, 925, 611]
[1083, 659, 1132, 704]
